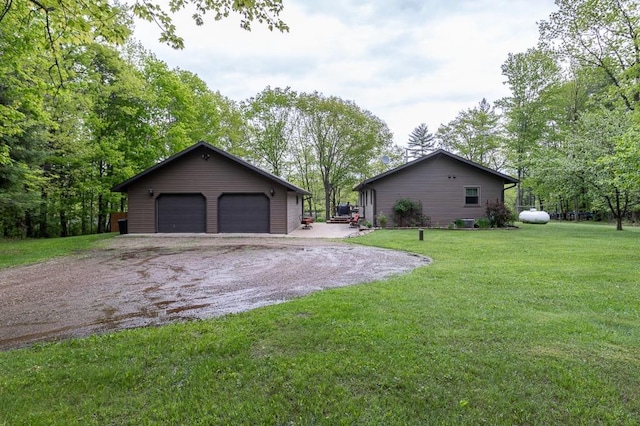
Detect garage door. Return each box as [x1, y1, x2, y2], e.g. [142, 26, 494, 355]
[157, 194, 206, 233]
[218, 193, 270, 233]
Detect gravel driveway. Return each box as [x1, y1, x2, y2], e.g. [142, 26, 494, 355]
[0, 237, 429, 351]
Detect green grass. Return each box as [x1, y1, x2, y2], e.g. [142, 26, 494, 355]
[0, 233, 116, 269]
[1, 223, 639, 424]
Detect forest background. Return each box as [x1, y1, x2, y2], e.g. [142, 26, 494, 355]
[1, 0, 639, 237]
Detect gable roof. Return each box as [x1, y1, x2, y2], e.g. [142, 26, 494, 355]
[353, 149, 518, 191]
[111, 141, 311, 195]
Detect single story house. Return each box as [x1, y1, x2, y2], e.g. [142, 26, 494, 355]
[111, 141, 310, 234]
[353, 149, 518, 227]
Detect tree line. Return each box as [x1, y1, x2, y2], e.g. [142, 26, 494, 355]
[0, 1, 397, 237]
[2, 0, 639, 237]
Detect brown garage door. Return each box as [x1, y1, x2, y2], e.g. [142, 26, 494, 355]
[157, 194, 206, 233]
[218, 193, 270, 233]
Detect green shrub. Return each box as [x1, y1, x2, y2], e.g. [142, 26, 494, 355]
[393, 199, 423, 227]
[476, 217, 491, 228]
[377, 212, 388, 228]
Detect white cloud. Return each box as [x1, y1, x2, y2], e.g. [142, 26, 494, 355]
[133, 0, 557, 145]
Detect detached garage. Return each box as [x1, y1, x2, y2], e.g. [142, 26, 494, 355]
[111, 141, 310, 234]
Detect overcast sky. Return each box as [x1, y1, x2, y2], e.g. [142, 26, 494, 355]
[134, 0, 558, 146]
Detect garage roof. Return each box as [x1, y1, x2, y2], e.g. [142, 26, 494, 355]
[111, 141, 311, 195]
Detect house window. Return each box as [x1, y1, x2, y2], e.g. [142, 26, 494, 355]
[465, 187, 479, 205]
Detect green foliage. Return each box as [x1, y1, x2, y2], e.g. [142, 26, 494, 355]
[392, 198, 425, 227]
[377, 211, 388, 228]
[485, 200, 513, 228]
[476, 217, 492, 228]
[242, 86, 297, 176]
[1, 224, 639, 423]
[294, 92, 395, 220]
[436, 98, 504, 169]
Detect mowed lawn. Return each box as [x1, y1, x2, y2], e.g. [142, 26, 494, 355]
[1, 223, 639, 424]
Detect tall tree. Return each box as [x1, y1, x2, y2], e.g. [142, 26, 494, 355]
[243, 87, 298, 176]
[568, 108, 636, 230]
[295, 92, 393, 220]
[436, 98, 505, 169]
[498, 48, 560, 210]
[407, 123, 435, 159]
[0, 2, 53, 237]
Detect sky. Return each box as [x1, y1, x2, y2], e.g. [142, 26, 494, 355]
[134, 0, 558, 146]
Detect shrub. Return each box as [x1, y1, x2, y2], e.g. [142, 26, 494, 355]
[419, 214, 431, 227]
[485, 200, 513, 228]
[377, 212, 388, 228]
[393, 199, 423, 227]
[476, 217, 491, 228]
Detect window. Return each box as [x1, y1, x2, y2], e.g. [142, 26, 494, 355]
[465, 187, 479, 205]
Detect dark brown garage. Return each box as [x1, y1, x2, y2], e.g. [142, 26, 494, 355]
[111, 142, 310, 234]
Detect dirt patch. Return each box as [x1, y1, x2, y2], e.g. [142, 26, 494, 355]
[0, 237, 429, 351]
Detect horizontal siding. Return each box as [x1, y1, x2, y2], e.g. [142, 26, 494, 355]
[368, 155, 507, 227]
[360, 189, 375, 225]
[126, 145, 289, 233]
[286, 192, 303, 233]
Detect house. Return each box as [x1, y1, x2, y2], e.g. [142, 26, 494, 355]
[353, 149, 518, 227]
[111, 141, 310, 234]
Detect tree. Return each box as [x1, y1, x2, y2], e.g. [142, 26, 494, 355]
[295, 92, 394, 220]
[0, 3, 53, 237]
[436, 98, 505, 169]
[538, 0, 640, 112]
[407, 123, 435, 159]
[243, 87, 298, 176]
[498, 48, 561, 211]
[567, 108, 637, 230]
[0, 1, 288, 52]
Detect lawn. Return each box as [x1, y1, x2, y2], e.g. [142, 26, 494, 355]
[0, 233, 116, 268]
[1, 223, 639, 424]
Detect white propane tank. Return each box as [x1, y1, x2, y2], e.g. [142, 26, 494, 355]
[519, 208, 550, 224]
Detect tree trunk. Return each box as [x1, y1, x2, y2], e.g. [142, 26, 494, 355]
[97, 193, 106, 233]
[81, 193, 87, 235]
[615, 189, 623, 231]
[60, 209, 68, 237]
[323, 180, 331, 220]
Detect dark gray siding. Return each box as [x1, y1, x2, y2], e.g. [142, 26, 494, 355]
[362, 155, 507, 227]
[126, 145, 289, 233]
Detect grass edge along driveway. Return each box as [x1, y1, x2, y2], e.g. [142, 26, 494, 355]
[1, 222, 639, 424]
